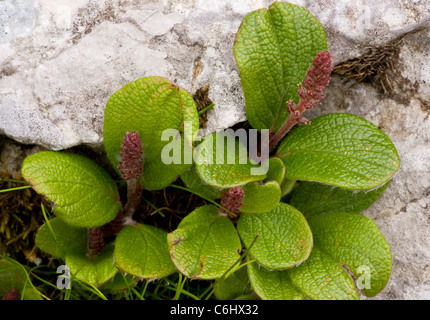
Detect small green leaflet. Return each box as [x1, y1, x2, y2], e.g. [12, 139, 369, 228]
[114, 224, 176, 279]
[195, 132, 266, 188]
[237, 202, 312, 269]
[168, 205, 241, 279]
[21, 151, 120, 228]
[240, 181, 281, 214]
[263, 157, 285, 185]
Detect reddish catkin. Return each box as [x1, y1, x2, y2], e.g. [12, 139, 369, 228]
[287, 50, 333, 123]
[87, 227, 105, 257]
[220, 186, 245, 218]
[2, 289, 19, 300]
[269, 51, 333, 151]
[118, 131, 143, 180]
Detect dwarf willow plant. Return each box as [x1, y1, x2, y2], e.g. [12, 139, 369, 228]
[19, 2, 399, 300]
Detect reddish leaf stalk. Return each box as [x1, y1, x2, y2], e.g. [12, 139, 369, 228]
[122, 178, 143, 225]
[87, 227, 105, 257]
[118, 131, 144, 225]
[100, 210, 124, 238]
[269, 51, 333, 152]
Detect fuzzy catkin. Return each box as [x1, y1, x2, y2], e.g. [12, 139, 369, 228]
[220, 186, 245, 218]
[118, 131, 143, 180]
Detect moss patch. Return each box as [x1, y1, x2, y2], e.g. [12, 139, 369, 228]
[333, 27, 427, 94]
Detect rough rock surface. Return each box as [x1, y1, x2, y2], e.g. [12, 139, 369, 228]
[0, 0, 429, 299]
[1, 0, 429, 149]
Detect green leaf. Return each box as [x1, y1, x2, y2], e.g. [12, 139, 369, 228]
[0, 260, 27, 296]
[22, 151, 119, 228]
[66, 242, 117, 286]
[240, 181, 281, 214]
[247, 260, 304, 300]
[21, 287, 43, 300]
[0, 259, 42, 300]
[35, 217, 88, 259]
[168, 205, 241, 279]
[280, 178, 296, 197]
[195, 132, 266, 188]
[277, 113, 400, 190]
[234, 2, 327, 131]
[263, 157, 285, 185]
[288, 247, 359, 300]
[213, 266, 253, 300]
[99, 272, 139, 292]
[103, 76, 200, 190]
[308, 212, 392, 297]
[237, 203, 312, 269]
[180, 165, 225, 200]
[114, 224, 176, 279]
[289, 180, 390, 218]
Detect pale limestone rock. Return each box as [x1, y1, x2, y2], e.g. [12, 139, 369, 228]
[1, 0, 429, 148]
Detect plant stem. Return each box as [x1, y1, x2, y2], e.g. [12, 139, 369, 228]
[173, 273, 185, 300]
[198, 103, 215, 115]
[268, 115, 297, 152]
[87, 227, 105, 257]
[0, 179, 29, 184]
[122, 179, 143, 225]
[0, 185, 32, 193]
[142, 198, 165, 217]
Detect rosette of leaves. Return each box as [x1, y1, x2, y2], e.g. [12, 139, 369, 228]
[170, 2, 400, 300]
[21, 77, 200, 285]
[19, 1, 401, 300]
